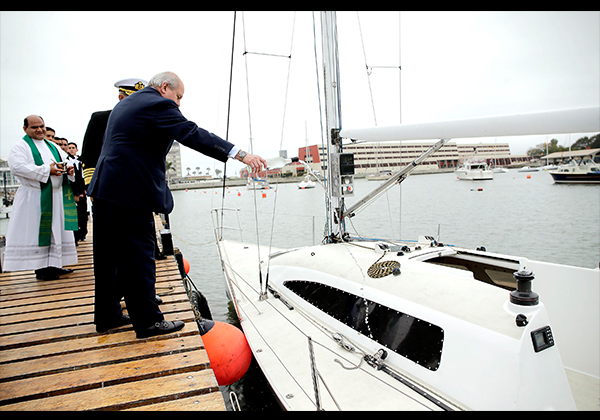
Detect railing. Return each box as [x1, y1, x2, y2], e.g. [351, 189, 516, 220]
[211, 207, 244, 242]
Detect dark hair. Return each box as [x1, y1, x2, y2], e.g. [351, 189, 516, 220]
[46, 127, 55, 133]
[24, 115, 44, 128]
[68, 141, 78, 148]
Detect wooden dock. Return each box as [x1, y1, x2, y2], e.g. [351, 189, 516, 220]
[0, 218, 226, 411]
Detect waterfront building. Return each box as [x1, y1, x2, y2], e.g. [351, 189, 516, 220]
[240, 141, 530, 179]
[166, 141, 183, 179]
[298, 141, 528, 175]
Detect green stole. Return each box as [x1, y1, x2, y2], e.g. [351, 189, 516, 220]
[22, 135, 78, 246]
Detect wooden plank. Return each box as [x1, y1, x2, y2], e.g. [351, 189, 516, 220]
[0, 369, 219, 411]
[0, 286, 188, 317]
[126, 392, 227, 411]
[0, 341, 211, 406]
[0, 303, 195, 339]
[0, 320, 197, 364]
[0, 215, 226, 411]
[0, 324, 202, 381]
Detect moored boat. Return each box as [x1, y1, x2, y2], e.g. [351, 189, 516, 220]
[455, 160, 494, 180]
[549, 156, 600, 184]
[246, 177, 270, 190]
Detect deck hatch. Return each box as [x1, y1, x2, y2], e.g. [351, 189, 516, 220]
[283, 280, 444, 370]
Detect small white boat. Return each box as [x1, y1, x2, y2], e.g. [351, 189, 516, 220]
[246, 177, 270, 190]
[297, 176, 316, 189]
[492, 167, 509, 173]
[518, 166, 541, 172]
[367, 170, 393, 181]
[455, 160, 494, 180]
[541, 164, 559, 171]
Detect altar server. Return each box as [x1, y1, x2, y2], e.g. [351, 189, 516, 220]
[3, 115, 78, 280]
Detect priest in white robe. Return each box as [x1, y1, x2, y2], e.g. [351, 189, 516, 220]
[3, 115, 78, 280]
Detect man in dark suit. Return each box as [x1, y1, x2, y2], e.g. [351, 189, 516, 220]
[89, 71, 266, 339]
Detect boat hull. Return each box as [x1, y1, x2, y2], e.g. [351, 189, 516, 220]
[549, 172, 600, 184]
[455, 170, 494, 180]
[215, 236, 596, 410]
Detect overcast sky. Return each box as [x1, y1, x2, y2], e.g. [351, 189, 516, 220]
[1, 11, 598, 176]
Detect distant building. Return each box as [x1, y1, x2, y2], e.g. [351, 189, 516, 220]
[299, 141, 528, 175]
[166, 141, 183, 179]
[240, 141, 529, 178]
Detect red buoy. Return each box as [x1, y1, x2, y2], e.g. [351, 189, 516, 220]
[199, 320, 252, 385]
[182, 258, 190, 274]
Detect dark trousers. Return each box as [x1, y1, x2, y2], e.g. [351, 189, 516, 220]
[93, 198, 164, 332]
[74, 195, 88, 241]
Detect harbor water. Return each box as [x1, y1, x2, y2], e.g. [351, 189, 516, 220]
[166, 169, 599, 410]
[1, 169, 598, 410]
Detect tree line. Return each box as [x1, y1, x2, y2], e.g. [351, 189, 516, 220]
[527, 133, 600, 157]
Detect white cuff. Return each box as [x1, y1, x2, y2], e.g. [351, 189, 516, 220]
[228, 146, 240, 159]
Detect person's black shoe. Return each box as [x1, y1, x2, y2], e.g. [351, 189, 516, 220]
[96, 314, 132, 333]
[155, 295, 163, 305]
[35, 269, 59, 281]
[52, 267, 74, 276]
[136, 320, 184, 339]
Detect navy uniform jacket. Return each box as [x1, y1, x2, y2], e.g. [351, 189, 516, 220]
[80, 109, 111, 172]
[88, 87, 234, 214]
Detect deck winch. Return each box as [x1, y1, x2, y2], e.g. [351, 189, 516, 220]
[509, 269, 539, 306]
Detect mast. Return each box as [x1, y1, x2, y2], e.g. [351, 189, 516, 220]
[321, 11, 351, 242]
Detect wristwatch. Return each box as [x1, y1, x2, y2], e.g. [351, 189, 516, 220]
[236, 150, 247, 162]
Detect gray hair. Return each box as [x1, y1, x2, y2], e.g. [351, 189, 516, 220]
[149, 71, 181, 90]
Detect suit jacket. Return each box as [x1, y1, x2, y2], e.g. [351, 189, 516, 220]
[88, 87, 234, 214]
[80, 110, 111, 168]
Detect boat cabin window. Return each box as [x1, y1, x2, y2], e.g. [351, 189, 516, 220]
[283, 280, 444, 371]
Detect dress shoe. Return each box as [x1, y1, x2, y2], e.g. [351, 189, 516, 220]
[35, 269, 59, 281]
[96, 314, 132, 333]
[136, 320, 184, 339]
[155, 295, 163, 305]
[52, 267, 74, 276]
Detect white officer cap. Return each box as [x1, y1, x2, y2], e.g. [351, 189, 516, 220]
[114, 78, 148, 96]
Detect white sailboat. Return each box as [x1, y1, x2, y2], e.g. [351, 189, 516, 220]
[213, 12, 599, 411]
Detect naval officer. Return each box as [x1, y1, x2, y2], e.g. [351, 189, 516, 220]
[89, 71, 266, 338]
[80, 78, 148, 187]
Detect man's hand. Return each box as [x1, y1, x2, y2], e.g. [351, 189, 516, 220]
[50, 162, 65, 176]
[242, 153, 268, 176]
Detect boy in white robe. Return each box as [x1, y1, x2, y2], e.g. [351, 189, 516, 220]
[2, 115, 78, 280]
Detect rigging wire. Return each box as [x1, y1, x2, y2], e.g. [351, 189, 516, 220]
[356, 12, 378, 127]
[265, 12, 297, 294]
[355, 11, 403, 240]
[219, 11, 238, 240]
[240, 12, 265, 296]
[241, 12, 297, 296]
